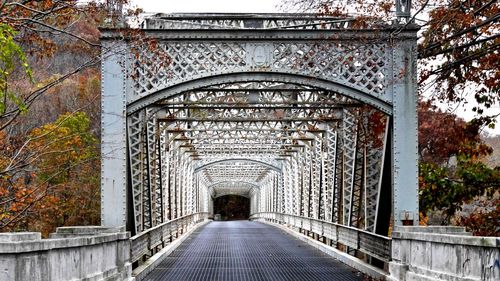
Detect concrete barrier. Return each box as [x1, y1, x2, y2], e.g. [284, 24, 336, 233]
[389, 226, 500, 281]
[0, 226, 132, 281]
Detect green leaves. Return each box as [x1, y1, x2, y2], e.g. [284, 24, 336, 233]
[419, 157, 499, 222]
[0, 23, 33, 114]
[29, 112, 97, 184]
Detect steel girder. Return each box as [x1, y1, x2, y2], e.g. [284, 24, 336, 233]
[364, 117, 388, 232]
[159, 124, 169, 220]
[324, 125, 338, 222]
[120, 38, 392, 113]
[127, 110, 145, 233]
[143, 14, 357, 30]
[342, 109, 358, 226]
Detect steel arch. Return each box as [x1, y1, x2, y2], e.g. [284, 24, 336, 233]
[195, 158, 281, 173]
[126, 72, 393, 115]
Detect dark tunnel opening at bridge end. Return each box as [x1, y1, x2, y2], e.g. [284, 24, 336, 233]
[213, 195, 250, 221]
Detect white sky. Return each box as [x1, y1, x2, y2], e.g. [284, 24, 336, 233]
[131, 0, 499, 136]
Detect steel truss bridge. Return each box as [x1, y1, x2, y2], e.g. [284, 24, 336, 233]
[0, 6, 497, 281]
[100, 8, 420, 278]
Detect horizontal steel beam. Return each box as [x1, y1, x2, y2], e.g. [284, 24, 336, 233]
[102, 28, 418, 41]
[185, 149, 300, 153]
[145, 13, 353, 20]
[158, 88, 343, 93]
[154, 101, 359, 106]
[165, 128, 327, 132]
[172, 136, 315, 141]
[155, 105, 351, 111]
[159, 117, 341, 122]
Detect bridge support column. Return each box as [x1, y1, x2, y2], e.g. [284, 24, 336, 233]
[101, 41, 128, 227]
[391, 37, 419, 226]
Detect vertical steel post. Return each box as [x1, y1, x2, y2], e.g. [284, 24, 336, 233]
[101, 41, 128, 227]
[391, 38, 419, 226]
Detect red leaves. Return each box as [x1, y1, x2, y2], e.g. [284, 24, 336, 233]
[0, 112, 100, 236]
[419, 0, 499, 119]
[457, 199, 500, 236]
[417, 100, 491, 164]
[418, 98, 496, 169]
[366, 110, 387, 148]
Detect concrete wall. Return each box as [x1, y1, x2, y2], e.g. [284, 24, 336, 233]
[0, 226, 132, 281]
[389, 226, 500, 281]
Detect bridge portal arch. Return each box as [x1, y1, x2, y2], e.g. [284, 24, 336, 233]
[126, 72, 393, 115]
[195, 159, 281, 174]
[100, 13, 418, 237]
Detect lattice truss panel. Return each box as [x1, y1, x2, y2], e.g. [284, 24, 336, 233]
[127, 80, 389, 234]
[144, 14, 356, 30]
[130, 40, 388, 105]
[141, 6, 413, 30]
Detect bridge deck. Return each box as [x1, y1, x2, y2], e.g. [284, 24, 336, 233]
[143, 221, 363, 281]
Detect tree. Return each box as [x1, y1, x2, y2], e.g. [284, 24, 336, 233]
[457, 199, 499, 236]
[418, 0, 499, 121]
[1, 1, 98, 129]
[418, 100, 492, 164]
[419, 158, 499, 222]
[281, 0, 500, 129]
[418, 101, 498, 223]
[0, 112, 100, 235]
[0, 1, 164, 233]
[30, 112, 100, 235]
[0, 0, 130, 233]
[0, 23, 32, 120]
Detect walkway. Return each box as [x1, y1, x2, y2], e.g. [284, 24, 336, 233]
[143, 221, 363, 281]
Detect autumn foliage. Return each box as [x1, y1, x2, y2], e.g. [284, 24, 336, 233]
[457, 199, 500, 236]
[418, 101, 499, 229]
[418, 101, 493, 164]
[0, 0, 166, 235]
[285, 0, 499, 129]
[1, 112, 100, 235]
[1, 0, 499, 236]
[0, 1, 118, 235]
[419, 0, 500, 119]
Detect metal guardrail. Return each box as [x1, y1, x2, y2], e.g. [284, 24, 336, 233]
[130, 212, 209, 264]
[250, 212, 391, 262]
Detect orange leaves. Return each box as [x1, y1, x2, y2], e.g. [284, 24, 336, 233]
[419, 212, 429, 226]
[0, 112, 99, 235]
[0, 132, 10, 171]
[0, 1, 125, 234]
[28, 112, 96, 182]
